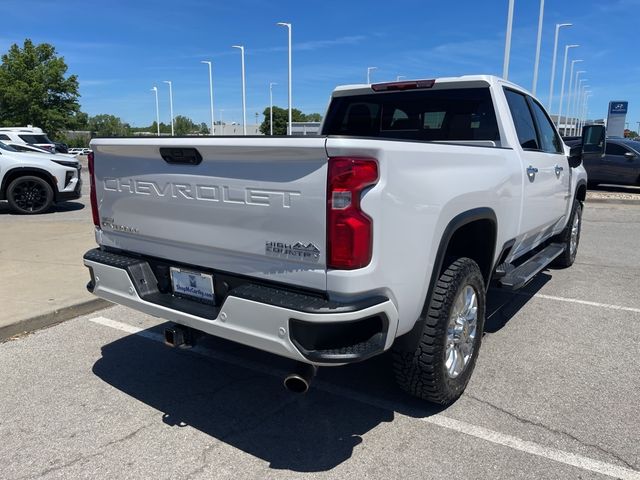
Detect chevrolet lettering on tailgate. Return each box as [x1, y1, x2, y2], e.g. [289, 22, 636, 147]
[103, 177, 301, 207]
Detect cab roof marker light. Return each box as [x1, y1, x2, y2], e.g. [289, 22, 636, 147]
[371, 79, 436, 92]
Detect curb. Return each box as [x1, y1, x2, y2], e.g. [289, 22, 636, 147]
[0, 298, 112, 342]
[586, 197, 640, 206]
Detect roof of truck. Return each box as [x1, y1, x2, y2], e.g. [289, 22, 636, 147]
[332, 74, 530, 97]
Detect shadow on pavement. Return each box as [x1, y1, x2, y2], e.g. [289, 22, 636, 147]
[92, 278, 549, 472]
[0, 200, 85, 215]
[590, 184, 640, 194]
[485, 273, 551, 333]
[53, 201, 86, 212]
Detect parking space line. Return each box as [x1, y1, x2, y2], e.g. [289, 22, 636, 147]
[528, 293, 640, 314]
[88, 316, 640, 479]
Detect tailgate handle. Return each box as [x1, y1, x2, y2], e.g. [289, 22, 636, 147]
[159, 147, 203, 165]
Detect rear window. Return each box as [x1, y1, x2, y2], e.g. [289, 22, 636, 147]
[18, 134, 51, 144]
[322, 88, 500, 144]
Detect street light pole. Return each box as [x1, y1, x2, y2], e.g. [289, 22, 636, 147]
[503, 0, 515, 79]
[579, 91, 591, 133]
[572, 74, 587, 135]
[232, 45, 247, 135]
[201, 61, 215, 135]
[277, 22, 292, 136]
[269, 82, 277, 136]
[532, 0, 545, 95]
[150, 87, 160, 137]
[163, 81, 174, 136]
[582, 93, 592, 132]
[547, 23, 572, 111]
[563, 59, 583, 135]
[557, 44, 579, 134]
[579, 87, 590, 133]
[367, 66, 377, 84]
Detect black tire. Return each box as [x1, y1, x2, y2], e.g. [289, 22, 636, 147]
[552, 200, 582, 269]
[392, 258, 486, 405]
[6, 176, 54, 214]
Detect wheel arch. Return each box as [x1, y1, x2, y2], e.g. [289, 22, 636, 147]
[576, 180, 587, 202]
[394, 207, 497, 351]
[0, 167, 58, 200]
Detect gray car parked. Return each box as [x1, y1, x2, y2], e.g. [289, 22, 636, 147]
[566, 137, 640, 187]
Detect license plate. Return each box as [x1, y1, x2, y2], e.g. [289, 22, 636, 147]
[170, 267, 215, 304]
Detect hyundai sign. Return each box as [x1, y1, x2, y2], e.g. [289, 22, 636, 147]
[609, 101, 628, 115]
[607, 101, 628, 137]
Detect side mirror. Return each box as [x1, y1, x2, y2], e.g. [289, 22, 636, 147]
[568, 144, 583, 168]
[624, 152, 636, 161]
[581, 124, 606, 155]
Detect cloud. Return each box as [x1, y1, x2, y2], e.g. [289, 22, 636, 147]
[79, 79, 121, 87]
[179, 35, 368, 59]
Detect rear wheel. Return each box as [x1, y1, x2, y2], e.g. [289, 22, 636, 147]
[552, 200, 582, 268]
[392, 257, 485, 405]
[6, 176, 54, 214]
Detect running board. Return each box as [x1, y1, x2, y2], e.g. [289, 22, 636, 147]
[498, 243, 564, 290]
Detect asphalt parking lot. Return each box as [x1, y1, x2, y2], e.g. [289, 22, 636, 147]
[0, 199, 639, 479]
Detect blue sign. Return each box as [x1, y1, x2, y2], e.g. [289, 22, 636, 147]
[609, 101, 628, 115]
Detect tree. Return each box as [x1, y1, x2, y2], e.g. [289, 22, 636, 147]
[70, 111, 89, 131]
[174, 115, 198, 135]
[199, 122, 210, 135]
[88, 114, 130, 137]
[260, 106, 323, 135]
[302, 112, 322, 122]
[260, 106, 288, 135]
[0, 39, 80, 137]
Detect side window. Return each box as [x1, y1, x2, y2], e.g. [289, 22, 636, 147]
[0, 134, 10, 140]
[605, 143, 629, 156]
[528, 99, 564, 154]
[504, 89, 539, 150]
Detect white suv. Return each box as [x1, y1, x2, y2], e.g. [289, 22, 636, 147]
[0, 142, 82, 214]
[0, 127, 57, 153]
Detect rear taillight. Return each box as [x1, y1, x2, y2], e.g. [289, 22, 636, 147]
[327, 157, 378, 269]
[88, 152, 100, 228]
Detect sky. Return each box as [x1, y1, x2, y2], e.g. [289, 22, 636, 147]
[2, 0, 639, 129]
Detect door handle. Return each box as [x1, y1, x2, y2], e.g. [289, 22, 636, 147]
[554, 164, 564, 176]
[527, 166, 539, 175]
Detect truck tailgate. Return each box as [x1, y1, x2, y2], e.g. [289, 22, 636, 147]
[91, 137, 328, 291]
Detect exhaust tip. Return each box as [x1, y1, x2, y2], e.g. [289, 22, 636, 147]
[283, 374, 310, 394]
[283, 363, 317, 394]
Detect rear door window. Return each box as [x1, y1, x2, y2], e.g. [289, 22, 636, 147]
[504, 89, 539, 150]
[528, 99, 564, 154]
[322, 87, 500, 144]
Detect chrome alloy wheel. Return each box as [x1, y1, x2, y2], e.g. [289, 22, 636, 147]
[445, 285, 478, 379]
[569, 209, 581, 257]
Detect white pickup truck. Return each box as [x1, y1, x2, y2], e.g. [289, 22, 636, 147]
[83, 75, 605, 405]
